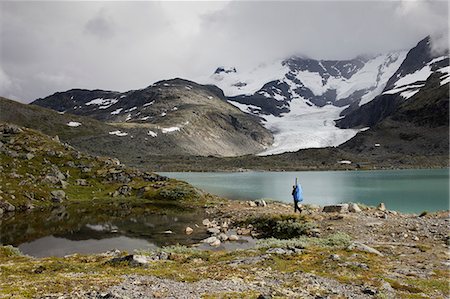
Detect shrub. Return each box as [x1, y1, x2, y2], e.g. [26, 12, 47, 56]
[157, 184, 200, 201]
[244, 214, 314, 239]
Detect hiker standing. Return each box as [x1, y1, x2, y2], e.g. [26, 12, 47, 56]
[292, 182, 303, 213]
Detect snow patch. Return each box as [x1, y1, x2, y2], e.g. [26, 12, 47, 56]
[85, 98, 118, 109]
[161, 127, 180, 133]
[147, 130, 158, 137]
[143, 101, 154, 107]
[111, 108, 123, 115]
[67, 121, 81, 127]
[109, 130, 128, 137]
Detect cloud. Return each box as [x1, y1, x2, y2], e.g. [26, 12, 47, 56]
[0, 1, 448, 103]
[84, 9, 116, 40]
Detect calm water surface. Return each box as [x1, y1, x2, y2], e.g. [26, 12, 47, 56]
[159, 169, 449, 213]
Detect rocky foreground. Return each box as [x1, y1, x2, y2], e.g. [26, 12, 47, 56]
[1, 200, 449, 299]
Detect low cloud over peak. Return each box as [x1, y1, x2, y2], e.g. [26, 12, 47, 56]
[0, 1, 448, 103]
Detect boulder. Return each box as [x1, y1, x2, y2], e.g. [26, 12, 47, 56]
[75, 179, 88, 186]
[218, 233, 229, 241]
[349, 203, 362, 213]
[378, 203, 386, 211]
[228, 235, 239, 241]
[207, 227, 221, 235]
[0, 200, 16, 212]
[322, 204, 349, 213]
[347, 242, 384, 256]
[201, 236, 219, 244]
[1, 124, 23, 134]
[50, 190, 66, 203]
[25, 153, 35, 160]
[256, 199, 267, 207]
[108, 254, 152, 266]
[248, 201, 257, 207]
[202, 219, 211, 226]
[210, 239, 221, 247]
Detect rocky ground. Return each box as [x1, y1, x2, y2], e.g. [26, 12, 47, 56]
[1, 200, 449, 299]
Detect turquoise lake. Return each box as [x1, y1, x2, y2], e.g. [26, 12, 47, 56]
[159, 169, 449, 213]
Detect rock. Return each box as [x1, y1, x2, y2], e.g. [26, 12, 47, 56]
[228, 234, 239, 241]
[347, 242, 384, 256]
[256, 199, 267, 207]
[76, 179, 88, 186]
[221, 221, 229, 229]
[50, 190, 66, 203]
[201, 236, 219, 244]
[60, 180, 69, 189]
[0, 200, 16, 212]
[362, 287, 377, 295]
[377, 203, 386, 211]
[330, 254, 341, 261]
[108, 254, 152, 266]
[218, 233, 229, 241]
[163, 230, 173, 234]
[202, 219, 211, 226]
[349, 203, 362, 213]
[237, 228, 252, 235]
[210, 239, 221, 247]
[25, 153, 35, 160]
[1, 124, 23, 134]
[248, 201, 257, 207]
[117, 185, 132, 196]
[185, 227, 193, 235]
[207, 227, 221, 235]
[0, 208, 3, 215]
[322, 204, 349, 213]
[257, 295, 272, 299]
[267, 248, 287, 255]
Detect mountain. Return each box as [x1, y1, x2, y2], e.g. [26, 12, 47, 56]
[337, 36, 449, 129]
[336, 37, 449, 157]
[32, 78, 273, 157]
[202, 51, 407, 155]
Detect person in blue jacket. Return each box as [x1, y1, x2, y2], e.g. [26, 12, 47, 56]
[292, 183, 303, 213]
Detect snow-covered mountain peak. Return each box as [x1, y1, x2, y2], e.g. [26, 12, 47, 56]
[200, 51, 408, 155]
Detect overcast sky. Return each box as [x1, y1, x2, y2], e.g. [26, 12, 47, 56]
[0, 1, 448, 103]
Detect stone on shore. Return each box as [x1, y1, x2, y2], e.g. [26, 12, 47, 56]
[349, 203, 362, 213]
[185, 227, 193, 235]
[228, 235, 239, 241]
[378, 203, 386, 211]
[322, 204, 349, 213]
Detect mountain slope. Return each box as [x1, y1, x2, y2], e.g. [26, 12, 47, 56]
[32, 79, 273, 157]
[336, 37, 449, 158]
[201, 51, 407, 154]
[337, 36, 449, 129]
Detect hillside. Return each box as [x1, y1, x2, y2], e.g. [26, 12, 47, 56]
[0, 123, 202, 213]
[32, 78, 273, 157]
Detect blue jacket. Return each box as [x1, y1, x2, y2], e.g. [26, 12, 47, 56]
[293, 184, 303, 202]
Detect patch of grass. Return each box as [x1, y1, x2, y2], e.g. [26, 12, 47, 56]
[256, 232, 352, 249]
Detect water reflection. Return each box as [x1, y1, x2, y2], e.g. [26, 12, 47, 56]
[0, 201, 209, 257]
